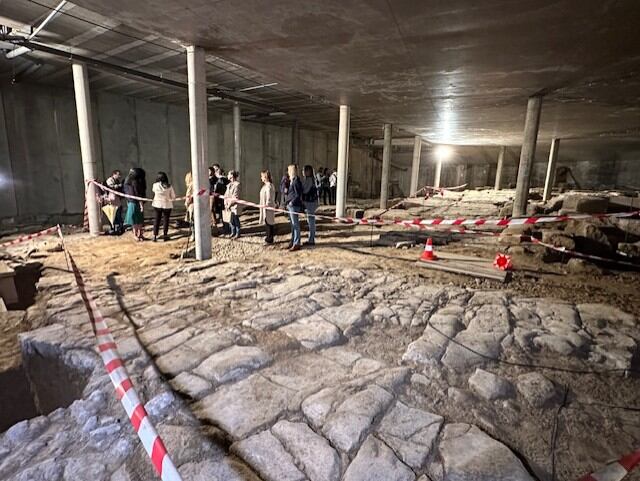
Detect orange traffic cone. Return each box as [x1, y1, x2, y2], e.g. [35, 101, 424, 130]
[420, 237, 437, 261]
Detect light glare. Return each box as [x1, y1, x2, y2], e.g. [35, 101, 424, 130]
[435, 145, 454, 161]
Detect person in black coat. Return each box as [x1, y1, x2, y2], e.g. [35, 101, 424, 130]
[285, 164, 304, 251]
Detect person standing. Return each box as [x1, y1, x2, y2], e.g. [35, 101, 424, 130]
[104, 169, 123, 235]
[212, 164, 229, 233]
[321, 168, 331, 205]
[329, 169, 338, 205]
[285, 164, 304, 251]
[123, 167, 147, 241]
[224, 170, 242, 239]
[278, 172, 290, 208]
[259, 170, 276, 245]
[184, 171, 194, 225]
[302, 165, 319, 246]
[151, 172, 176, 242]
[208, 166, 218, 228]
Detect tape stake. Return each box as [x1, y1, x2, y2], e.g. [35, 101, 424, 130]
[65, 249, 183, 481]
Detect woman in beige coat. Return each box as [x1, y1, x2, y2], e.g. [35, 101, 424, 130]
[224, 170, 242, 239]
[259, 170, 276, 244]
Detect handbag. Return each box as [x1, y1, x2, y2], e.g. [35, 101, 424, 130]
[222, 208, 232, 223]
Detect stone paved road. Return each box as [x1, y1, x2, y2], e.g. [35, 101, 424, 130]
[1, 258, 638, 481]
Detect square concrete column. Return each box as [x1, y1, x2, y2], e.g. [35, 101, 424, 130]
[543, 138, 560, 201]
[409, 135, 422, 197]
[72, 62, 102, 235]
[433, 159, 443, 189]
[233, 102, 241, 172]
[186, 45, 212, 260]
[494, 146, 506, 190]
[335, 105, 350, 218]
[379, 123, 392, 209]
[512, 96, 543, 217]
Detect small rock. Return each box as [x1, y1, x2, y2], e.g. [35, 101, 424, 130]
[468, 369, 514, 401]
[516, 372, 557, 408]
[566, 258, 602, 275]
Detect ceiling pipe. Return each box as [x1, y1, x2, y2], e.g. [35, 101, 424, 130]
[7, 38, 277, 111]
[6, 0, 67, 59]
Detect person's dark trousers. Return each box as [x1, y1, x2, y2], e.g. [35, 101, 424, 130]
[153, 208, 172, 237]
[330, 186, 337, 205]
[265, 223, 275, 243]
[322, 187, 330, 205]
[230, 213, 241, 237]
[214, 199, 224, 226]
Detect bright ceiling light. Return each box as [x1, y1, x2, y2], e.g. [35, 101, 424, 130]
[434, 145, 454, 161]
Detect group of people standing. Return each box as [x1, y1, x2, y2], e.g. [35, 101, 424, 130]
[102, 168, 176, 242]
[100, 163, 337, 250]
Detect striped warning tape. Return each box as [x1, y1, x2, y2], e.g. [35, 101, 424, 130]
[578, 449, 640, 481]
[66, 248, 183, 481]
[88, 180, 639, 229]
[0, 226, 60, 248]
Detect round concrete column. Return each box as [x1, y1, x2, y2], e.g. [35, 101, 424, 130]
[512, 96, 543, 217]
[72, 62, 101, 236]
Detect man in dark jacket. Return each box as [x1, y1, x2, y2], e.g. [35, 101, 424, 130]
[212, 164, 228, 229]
[285, 164, 304, 251]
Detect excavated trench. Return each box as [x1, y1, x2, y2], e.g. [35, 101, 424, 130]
[0, 341, 92, 433]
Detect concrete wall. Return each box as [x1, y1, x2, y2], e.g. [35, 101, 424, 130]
[0, 83, 355, 224]
[2, 82, 638, 225]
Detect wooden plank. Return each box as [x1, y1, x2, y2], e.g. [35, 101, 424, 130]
[416, 259, 508, 282]
[433, 252, 494, 263]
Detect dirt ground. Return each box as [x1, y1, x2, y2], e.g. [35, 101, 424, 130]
[2, 211, 640, 481]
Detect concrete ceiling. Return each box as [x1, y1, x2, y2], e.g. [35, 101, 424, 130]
[1, 0, 639, 151]
[58, 0, 640, 147]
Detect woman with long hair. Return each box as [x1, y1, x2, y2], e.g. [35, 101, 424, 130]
[151, 171, 176, 242]
[123, 167, 147, 241]
[224, 170, 242, 239]
[259, 170, 276, 245]
[285, 164, 304, 251]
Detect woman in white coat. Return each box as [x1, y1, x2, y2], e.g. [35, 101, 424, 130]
[259, 170, 276, 244]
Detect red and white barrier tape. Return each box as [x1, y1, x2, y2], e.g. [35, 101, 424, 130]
[0, 226, 60, 248]
[89, 180, 639, 230]
[578, 449, 640, 481]
[65, 247, 182, 481]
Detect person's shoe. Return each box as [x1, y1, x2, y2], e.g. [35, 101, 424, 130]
[305, 240, 315, 246]
[163, 235, 169, 242]
[289, 244, 301, 252]
[287, 242, 293, 249]
[153, 236, 157, 242]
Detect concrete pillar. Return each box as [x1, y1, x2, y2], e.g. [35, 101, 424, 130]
[512, 96, 543, 217]
[433, 159, 443, 189]
[233, 102, 241, 172]
[335, 105, 350, 218]
[543, 138, 560, 201]
[186, 45, 212, 260]
[494, 146, 506, 190]
[379, 123, 392, 209]
[409, 135, 422, 197]
[72, 62, 101, 235]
